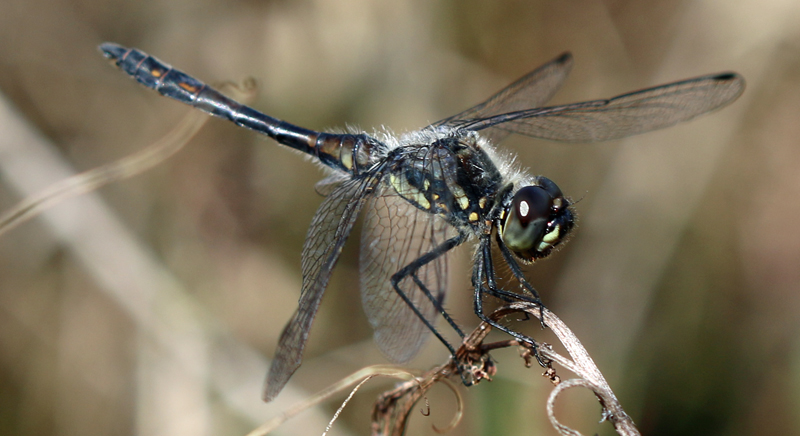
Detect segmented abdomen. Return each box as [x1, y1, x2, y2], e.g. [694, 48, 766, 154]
[100, 42, 379, 175]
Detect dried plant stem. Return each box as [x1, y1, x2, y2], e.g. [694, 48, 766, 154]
[322, 375, 375, 436]
[369, 302, 640, 436]
[488, 303, 639, 436]
[246, 365, 420, 436]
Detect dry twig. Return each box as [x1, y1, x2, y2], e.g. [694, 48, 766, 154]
[370, 302, 640, 436]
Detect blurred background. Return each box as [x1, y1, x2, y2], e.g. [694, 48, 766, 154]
[0, 0, 798, 435]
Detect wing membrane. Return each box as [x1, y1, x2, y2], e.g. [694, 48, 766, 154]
[263, 175, 376, 401]
[359, 187, 455, 363]
[432, 52, 573, 144]
[462, 72, 745, 142]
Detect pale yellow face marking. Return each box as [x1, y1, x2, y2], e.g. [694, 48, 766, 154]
[537, 224, 561, 251]
[432, 193, 440, 200]
[478, 197, 487, 209]
[542, 224, 560, 244]
[469, 212, 479, 222]
[423, 179, 430, 190]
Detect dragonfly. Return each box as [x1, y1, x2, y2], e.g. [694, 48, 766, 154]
[99, 42, 744, 401]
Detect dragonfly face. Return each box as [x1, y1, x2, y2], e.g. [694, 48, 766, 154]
[498, 177, 574, 263]
[99, 42, 744, 401]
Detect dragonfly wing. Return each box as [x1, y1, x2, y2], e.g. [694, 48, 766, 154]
[432, 52, 573, 144]
[263, 175, 377, 401]
[314, 174, 347, 197]
[359, 187, 455, 363]
[463, 72, 745, 142]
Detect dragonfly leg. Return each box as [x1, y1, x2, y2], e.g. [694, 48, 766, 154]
[390, 230, 469, 356]
[494, 231, 542, 300]
[470, 238, 546, 365]
[478, 236, 542, 305]
[494, 232, 548, 328]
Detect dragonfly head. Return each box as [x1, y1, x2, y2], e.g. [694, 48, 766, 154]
[498, 177, 574, 262]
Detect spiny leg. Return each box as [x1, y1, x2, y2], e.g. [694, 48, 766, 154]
[494, 231, 541, 299]
[494, 232, 548, 327]
[390, 230, 468, 356]
[479, 234, 542, 305]
[471, 238, 547, 366]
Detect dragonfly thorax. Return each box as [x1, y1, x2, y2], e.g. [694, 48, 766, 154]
[381, 130, 504, 228]
[497, 176, 574, 262]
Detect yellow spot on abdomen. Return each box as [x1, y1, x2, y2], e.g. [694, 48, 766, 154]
[179, 82, 199, 93]
[341, 150, 353, 170]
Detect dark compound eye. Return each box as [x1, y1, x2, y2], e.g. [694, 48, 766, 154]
[536, 176, 563, 203]
[500, 182, 574, 262]
[513, 186, 551, 227]
[501, 186, 552, 255]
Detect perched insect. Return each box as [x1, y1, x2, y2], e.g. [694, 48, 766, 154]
[99, 42, 744, 401]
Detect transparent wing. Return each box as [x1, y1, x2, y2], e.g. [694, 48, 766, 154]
[461, 72, 745, 142]
[359, 186, 456, 363]
[314, 174, 347, 197]
[264, 175, 377, 401]
[432, 52, 573, 144]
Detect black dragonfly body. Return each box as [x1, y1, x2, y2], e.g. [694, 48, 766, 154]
[99, 43, 744, 401]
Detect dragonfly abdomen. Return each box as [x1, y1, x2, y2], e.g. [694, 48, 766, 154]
[100, 43, 381, 171]
[314, 133, 375, 174]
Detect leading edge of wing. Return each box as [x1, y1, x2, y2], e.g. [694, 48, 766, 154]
[432, 52, 574, 128]
[460, 71, 745, 142]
